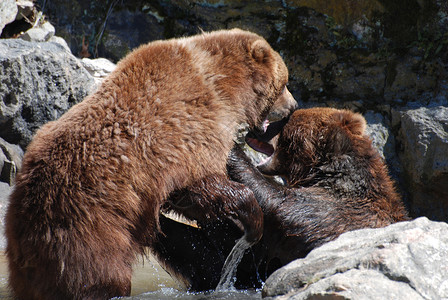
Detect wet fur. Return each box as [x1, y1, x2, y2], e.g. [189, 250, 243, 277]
[159, 107, 409, 290]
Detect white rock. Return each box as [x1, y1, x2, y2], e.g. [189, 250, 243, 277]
[0, 0, 18, 36]
[264, 217, 448, 299]
[81, 57, 117, 84]
[19, 21, 55, 42]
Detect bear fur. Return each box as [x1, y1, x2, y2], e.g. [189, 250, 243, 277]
[5, 29, 297, 300]
[159, 107, 409, 290]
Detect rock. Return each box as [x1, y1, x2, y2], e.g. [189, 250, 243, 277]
[101, 33, 132, 62]
[34, 0, 448, 109]
[0, 148, 5, 177]
[364, 111, 402, 181]
[15, 0, 35, 22]
[0, 181, 12, 250]
[0, 39, 96, 149]
[0, 0, 18, 36]
[80, 57, 116, 85]
[395, 105, 448, 185]
[0, 0, 37, 39]
[19, 21, 55, 42]
[98, 9, 164, 62]
[48, 35, 71, 53]
[0, 137, 23, 185]
[393, 105, 448, 220]
[383, 57, 443, 103]
[263, 217, 448, 299]
[364, 111, 391, 159]
[273, 269, 422, 300]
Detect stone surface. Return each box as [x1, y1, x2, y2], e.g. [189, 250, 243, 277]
[48, 35, 71, 52]
[396, 105, 448, 185]
[19, 21, 56, 42]
[0, 0, 18, 36]
[393, 105, 448, 221]
[15, 0, 35, 22]
[80, 57, 116, 85]
[263, 217, 448, 300]
[0, 137, 23, 185]
[0, 39, 96, 149]
[364, 111, 403, 185]
[0, 181, 11, 250]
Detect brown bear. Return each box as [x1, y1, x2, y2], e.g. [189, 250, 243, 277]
[5, 29, 297, 300]
[158, 107, 409, 290]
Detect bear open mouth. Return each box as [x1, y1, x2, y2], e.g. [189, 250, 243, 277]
[245, 117, 289, 156]
[245, 135, 274, 156]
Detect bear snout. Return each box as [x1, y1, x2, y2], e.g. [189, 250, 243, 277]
[267, 87, 298, 122]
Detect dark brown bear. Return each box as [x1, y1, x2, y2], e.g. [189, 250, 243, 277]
[158, 107, 409, 290]
[5, 29, 297, 300]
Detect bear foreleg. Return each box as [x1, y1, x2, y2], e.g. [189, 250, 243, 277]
[166, 174, 264, 245]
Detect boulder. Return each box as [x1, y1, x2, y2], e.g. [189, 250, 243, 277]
[0, 181, 11, 249]
[48, 35, 71, 52]
[0, 137, 23, 185]
[393, 105, 448, 221]
[15, 1, 35, 22]
[364, 111, 394, 159]
[0, 0, 17, 36]
[364, 111, 403, 184]
[19, 21, 56, 42]
[80, 57, 116, 85]
[263, 217, 448, 299]
[0, 39, 96, 149]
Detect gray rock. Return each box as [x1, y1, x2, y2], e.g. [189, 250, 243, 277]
[279, 269, 422, 300]
[0, 0, 17, 36]
[80, 57, 116, 85]
[15, 0, 35, 22]
[393, 105, 448, 220]
[48, 35, 72, 53]
[395, 105, 448, 185]
[0, 181, 12, 250]
[19, 21, 56, 42]
[0, 39, 96, 148]
[364, 111, 391, 159]
[263, 217, 448, 300]
[364, 111, 402, 181]
[0, 137, 24, 185]
[0, 148, 5, 177]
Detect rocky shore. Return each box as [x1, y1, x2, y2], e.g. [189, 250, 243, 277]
[0, 1, 447, 298]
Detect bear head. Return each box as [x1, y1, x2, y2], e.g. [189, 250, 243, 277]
[190, 29, 297, 133]
[250, 107, 370, 187]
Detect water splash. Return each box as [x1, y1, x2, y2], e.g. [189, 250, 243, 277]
[121, 287, 261, 299]
[215, 236, 251, 291]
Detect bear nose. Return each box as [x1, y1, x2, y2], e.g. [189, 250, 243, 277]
[267, 87, 298, 122]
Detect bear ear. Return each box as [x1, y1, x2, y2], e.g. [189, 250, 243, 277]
[250, 40, 271, 63]
[331, 110, 366, 136]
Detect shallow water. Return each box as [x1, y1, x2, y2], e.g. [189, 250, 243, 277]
[120, 288, 261, 300]
[0, 251, 179, 299]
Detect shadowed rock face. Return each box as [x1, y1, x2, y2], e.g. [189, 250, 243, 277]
[31, 0, 447, 104]
[393, 106, 448, 221]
